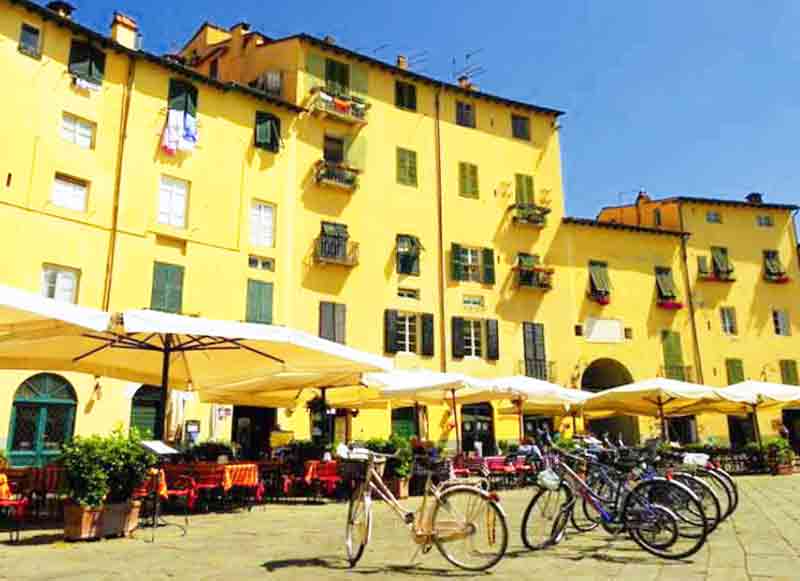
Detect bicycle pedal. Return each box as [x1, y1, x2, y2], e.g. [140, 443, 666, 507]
[422, 544, 433, 554]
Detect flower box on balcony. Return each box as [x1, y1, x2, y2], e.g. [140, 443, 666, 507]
[315, 160, 359, 191]
[589, 292, 610, 306]
[310, 87, 369, 125]
[698, 273, 735, 283]
[764, 274, 790, 284]
[657, 299, 684, 310]
[511, 203, 550, 227]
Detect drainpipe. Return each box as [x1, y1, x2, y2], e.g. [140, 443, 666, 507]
[677, 205, 704, 384]
[433, 85, 447, 373]
[102, 55, 137, 310]
[790, 209, 799, 270]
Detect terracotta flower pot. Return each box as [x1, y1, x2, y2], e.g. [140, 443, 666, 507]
[388, 477, 410, 499]
[63, 502, 102, 541]
[101, 500, 141, 538]
[63, 500, 141, 541]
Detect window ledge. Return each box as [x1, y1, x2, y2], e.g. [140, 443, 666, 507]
[150, 225, 191, 242]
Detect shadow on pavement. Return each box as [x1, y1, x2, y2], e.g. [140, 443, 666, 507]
[261, 558, 486, 577]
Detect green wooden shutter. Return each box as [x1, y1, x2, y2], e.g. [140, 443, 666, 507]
[305, 51, 325, 86]
[88, 46, 105, 84]
[254, 111, 271, 149]
[516, 174, 534, 204]
[697, 256, 711, 276]
[459, 163, 468, 196]
[408, 150, 417, 186]
[384, 309, 398, 354]
[246, 280, 273, 324]
[396, 148, 407, 184]
[780, 360, 799, 385]
[451, 317, 465, 358]
[589, 261, 610, 293]
[725, 359, 745, 385]
[408, 84, 417, 110]
[68, 41, 90, 79]
[711, 247, 733, 276]
[346, 135, 367, 170]
[482, 248, 495, 284]
[334, 303, 346, 344]
[350, 64, 368, 97]
[151, 263, 184, 314]
[655, 267, 677, 299]
[319, 302, 335, 340]
[661, 331, 685, 380]
[150, 263, 168, 311]
[168, 79, 187, 112]
[166, 265, 184, 314]
[451, 243, 464, 281]
[486, 319, 500, 360]
[421, 313, 434, 357]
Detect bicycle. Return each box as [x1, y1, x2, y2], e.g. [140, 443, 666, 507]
[340, 448, 509, 572]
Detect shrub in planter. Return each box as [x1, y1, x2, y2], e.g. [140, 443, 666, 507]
[765, 437, 795, 475]
[60, 429, 155, 540]
[365, 436, 413, 499]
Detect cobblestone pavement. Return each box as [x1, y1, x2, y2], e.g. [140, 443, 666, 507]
[0, 475, 798, 580]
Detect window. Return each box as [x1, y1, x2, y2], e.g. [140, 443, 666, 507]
[661, 330, 686, 380]
[41, 265, 79, 303]
[574, 324, 583, 337]
[248, 255, 275, 271]
[588, 261, 611, 299]
[720, 307, 738, 336]
[250, 201, 275, 248]
[130, 386, 162, 440]
[246, 280, 273, 324]
[158, 175, 189, 228]
[517, 254, 550, 289]
[459, 162, 479, 198]
[167, 79, 198, 116]
[398, 288, 420, 300]
[710, 246, 734, 279]
[395, 312, 419, 354]
[320, 302, 346, 344]
[653, 208, 662, 227]
[396, 234, 421, 275]
[385, 310, 433, 356]
[209, 58, 219, 80]
[462, 319, 483, 357]
[318, 222, 349, 261]
[706, 211, 722, 224]
[511, 114, 530, 140]
[773, 309, 791, 336]
[61, 113, 94, 149]
[780, 360, 799, 385]
[456, 101, 475, 128]
[52, 174, 88, 212]
[151, 262, 184, 314]
[757, 215, 774, 227]
[395, 81, 417, 111]
[763, 250, 786, 280]
[324, 135, 345, 164]
[451, 244, 495, 284]
[725, 359, 745, 385]
[396, 148, 418, 186]
[655, 266, 677, 300]
[463, 295, 485, 310]
[522, 322, 547, 380]
[325, 58, 350, 96]
[515, 174, 535, 205]
[68, 40, 105, 85]
[391, 407, 419, 439]
[18, 23, 41, 58]
[254, 111, 280, 152]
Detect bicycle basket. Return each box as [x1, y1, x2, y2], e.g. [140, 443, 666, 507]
[537, 468, 560, 491]
[337, 458, 385, 481]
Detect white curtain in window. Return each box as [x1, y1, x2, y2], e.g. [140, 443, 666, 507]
[41, 268, 77, 303]
[250, 201, 275, 247]
[158, 176, 188, 228]
[52, 177, 87, 212]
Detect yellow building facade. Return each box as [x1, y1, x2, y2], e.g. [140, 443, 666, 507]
[0, 1, 797, 465]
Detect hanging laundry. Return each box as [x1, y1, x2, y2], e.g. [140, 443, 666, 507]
[318, 91, 334, 103]
[333, 98, 349, 114]
[179, 110, 198, 152]
[161, 108, 184, 156]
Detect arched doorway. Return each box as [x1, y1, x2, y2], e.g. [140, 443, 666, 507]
[581, 359, 640, 445]
[462, 402, 496, 456]
[130, 386, 163, 440]
[8, 373, 77, 467]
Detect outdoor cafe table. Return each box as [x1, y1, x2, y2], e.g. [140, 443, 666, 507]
[164, 462, 260, 492]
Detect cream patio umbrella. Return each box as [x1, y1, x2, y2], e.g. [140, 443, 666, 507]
[583, 378, 722, 440]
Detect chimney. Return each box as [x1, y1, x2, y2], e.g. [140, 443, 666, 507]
[636, 188, 651, 203]
[46, 1, 75, 19]
[745, 192, 764, 205]
[396, 55, 408, 70]
[323, 35, 336, 45]
[110, 12, 138, 50]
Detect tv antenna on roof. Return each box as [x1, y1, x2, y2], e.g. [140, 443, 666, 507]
[454, 48, 486, 81]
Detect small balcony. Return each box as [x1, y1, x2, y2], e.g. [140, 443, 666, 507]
[764, 271, 790, 284]
[517, 268, 554, 291]
[588, 290, 610, 306]
[314, 235, 359, 267]
[660, 365, 694, 382]
[310, 87, 370, 125]
[315, 160, 359, 191]
[518, 359, 558, 383]
[656, 298, 684, 310]
[510, 203, 550, 227]
[698, 270, 735, 283]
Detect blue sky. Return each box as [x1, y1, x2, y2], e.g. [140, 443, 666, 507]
[75, 1, 799, 217]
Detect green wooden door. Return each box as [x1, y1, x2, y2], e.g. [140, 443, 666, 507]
[661, 331, 685, 380]
[130, 386, 163, 439]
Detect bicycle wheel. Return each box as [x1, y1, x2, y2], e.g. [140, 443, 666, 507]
[626, 502, 680, 558]
[345, 486, 371, 567]
[672, 472, 721, 533]
[521, 483, 573, 550]
[695, 467, 733, 521]
[571, 471, 610, 532]
[432, 486, 509, 572]
[708, 467, 738, 517]
[625, 479, 707, 560]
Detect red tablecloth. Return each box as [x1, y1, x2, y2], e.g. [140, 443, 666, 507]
[165, 463, 259, 492]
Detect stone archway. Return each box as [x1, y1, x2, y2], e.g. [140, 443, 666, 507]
[581, 359, 639, 444]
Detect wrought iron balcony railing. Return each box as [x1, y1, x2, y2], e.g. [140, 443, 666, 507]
[315, 160, 359, 191]
[314, 236, 359, 266]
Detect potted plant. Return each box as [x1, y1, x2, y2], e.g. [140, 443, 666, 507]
[364, 436, 413, 499]
[766, 437, 795, 476]
[61, 429, 155, 541]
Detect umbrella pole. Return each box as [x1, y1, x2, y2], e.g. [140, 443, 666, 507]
[572, 413, 577, 435]
[752, 404, 763, 450]
[517, 399, 524, 442]
[658, 398, 667, 442]
[451, 389, 461, 456]
[156, 333, 172, 441]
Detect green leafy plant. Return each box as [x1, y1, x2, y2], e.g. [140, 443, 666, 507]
[497, 440, 509, 454]
[0, 449, 7, 469]
[364, 435, 413, 479]
[60, 429, 155, 508]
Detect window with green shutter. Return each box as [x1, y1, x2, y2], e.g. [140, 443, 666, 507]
[697, 255, 711, 277]
[661, 331, 686, 380]
[397, 148, 418, 186]
[130, 386, 162, 440]
[325, 58, 350, 96]
[486, 319, 499, 360]
[589, 261, 611, 297]
[763, 250, 785, 280]
[451, 317, 465, 358]
[711, 246, 734, 279]
[720, 307, 738, 335]
[451, 243, 465, 281]
[725, 359, 744, 385]
[421, 313, 434, 357]
[68, 40, 105, 84]
[396, 234, 421, 276]
[384, 309, 399, 354]
[391, 407, 418, 439]
[515, 174, 535, 205]
[459, 163, 479, 198]
[168, 79, 198, 116]
[456, 101, 475, 128]
[523, 322, 547, 379]
[655, 267, 677, 300]
[481, 248, 495, 285]
[320, 301, 346, 344]
[151, 262, 184, 314]
[395, 81, 417, 111]
[246, 280, 273, 324]
[780, 360, 799, 385]
[254, 111, 280, 152]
